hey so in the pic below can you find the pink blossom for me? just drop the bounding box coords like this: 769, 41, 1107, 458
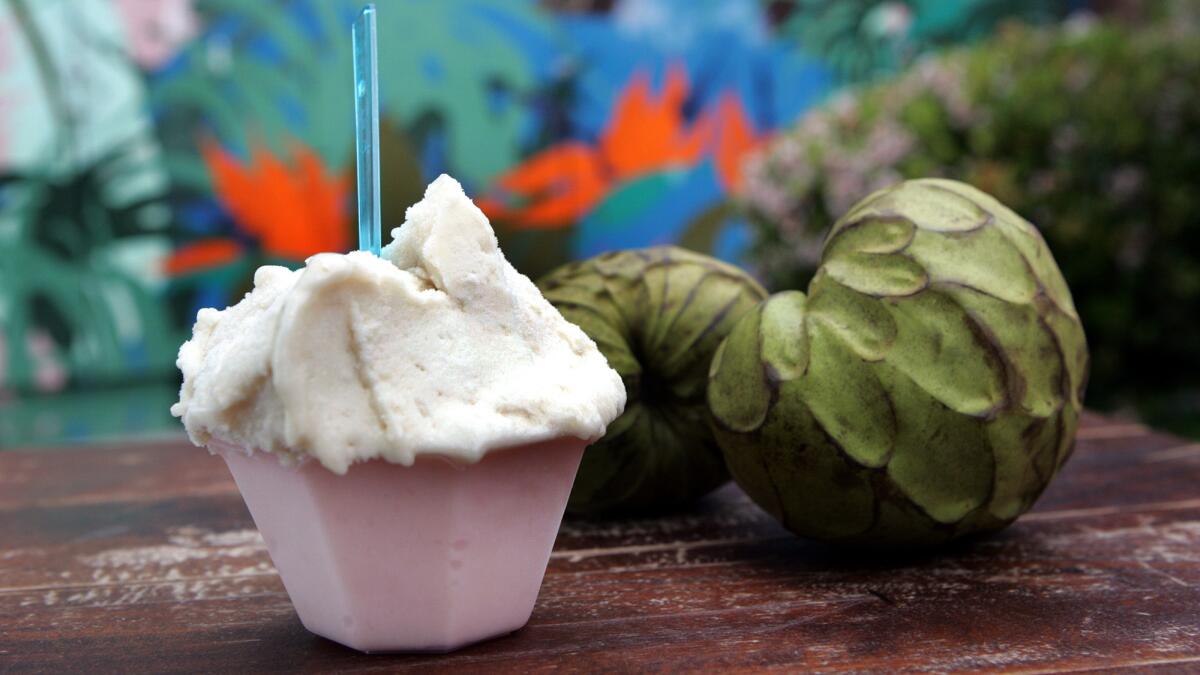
865, 2, 913, 39
1052, 125, 1081, 155
1107, 165, 1145, 203
28, 330, 67, 393
1029, 170, 1059, 196
112, 0, 199, 70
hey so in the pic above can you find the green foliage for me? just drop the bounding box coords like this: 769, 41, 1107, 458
740, 17, 1200, 431
711, 180, 1087, 547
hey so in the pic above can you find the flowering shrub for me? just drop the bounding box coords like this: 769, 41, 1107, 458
740, 16, 1200, 430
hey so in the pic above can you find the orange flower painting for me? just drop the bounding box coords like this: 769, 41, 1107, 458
166, 139, 350, 276
479, 65, 767, 230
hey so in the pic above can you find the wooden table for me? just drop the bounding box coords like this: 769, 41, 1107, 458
2, 413, 1198, 673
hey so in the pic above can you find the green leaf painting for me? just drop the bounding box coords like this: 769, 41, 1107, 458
0, 0, 175, 393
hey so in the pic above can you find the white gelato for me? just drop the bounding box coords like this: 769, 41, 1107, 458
172, 175, 626, 473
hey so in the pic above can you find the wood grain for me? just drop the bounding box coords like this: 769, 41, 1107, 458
1, 413, 1198, 673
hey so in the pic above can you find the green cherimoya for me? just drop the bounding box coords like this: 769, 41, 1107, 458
540, 247, 767, 516
709, 179, 1088, 547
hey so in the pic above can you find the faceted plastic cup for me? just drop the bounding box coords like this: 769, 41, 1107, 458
211, 437, 585, 653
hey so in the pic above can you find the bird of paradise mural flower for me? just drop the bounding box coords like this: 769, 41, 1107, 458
165, 139, 351, 278
478, 65, 766, 231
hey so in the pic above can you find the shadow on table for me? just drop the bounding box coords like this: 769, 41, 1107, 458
736, 523, 1061, 589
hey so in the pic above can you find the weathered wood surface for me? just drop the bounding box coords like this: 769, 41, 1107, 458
1, 413, 1198, 673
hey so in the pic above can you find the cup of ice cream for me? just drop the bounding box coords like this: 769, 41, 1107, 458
171, 175, 626, 653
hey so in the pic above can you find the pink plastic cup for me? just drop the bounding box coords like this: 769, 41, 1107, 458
210, 437, 585, 653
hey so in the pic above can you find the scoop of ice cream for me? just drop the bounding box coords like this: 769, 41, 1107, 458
172, 175, 626, 473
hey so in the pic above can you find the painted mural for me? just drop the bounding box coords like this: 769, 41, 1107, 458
0, 0, 1075, 399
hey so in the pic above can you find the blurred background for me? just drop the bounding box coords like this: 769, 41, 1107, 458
0, 0, 1195, 447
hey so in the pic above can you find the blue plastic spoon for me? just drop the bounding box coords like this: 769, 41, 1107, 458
352, 4, 381, 256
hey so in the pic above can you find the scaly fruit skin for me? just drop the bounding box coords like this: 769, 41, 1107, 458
709, 179, 1089, 547
540, 247, 767, 516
